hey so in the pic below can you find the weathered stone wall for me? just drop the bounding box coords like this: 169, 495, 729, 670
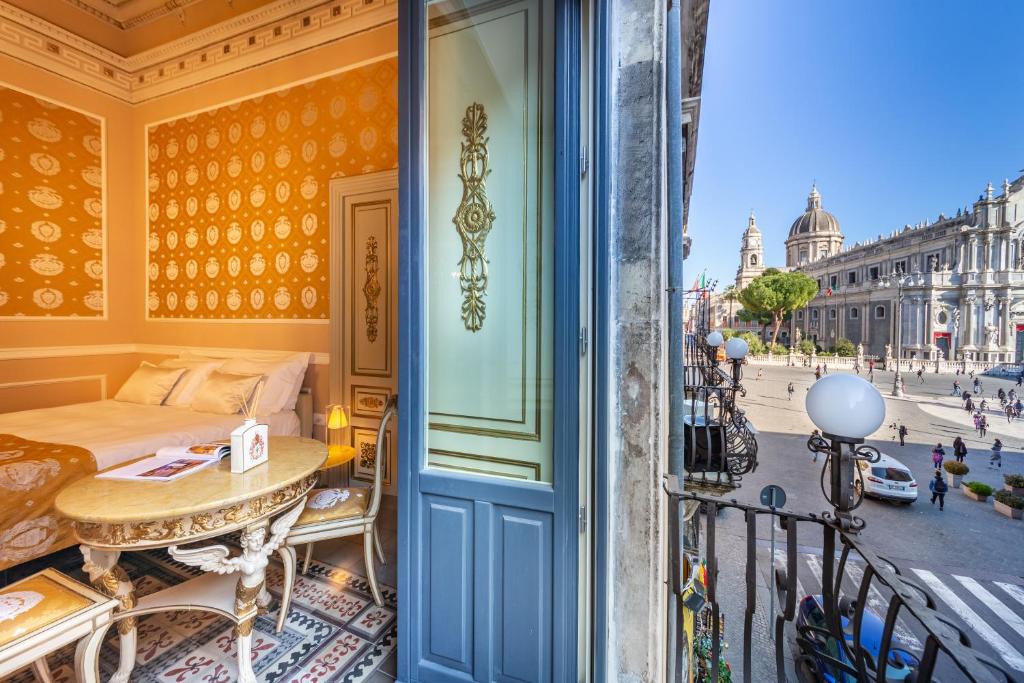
606, 1, 670, 680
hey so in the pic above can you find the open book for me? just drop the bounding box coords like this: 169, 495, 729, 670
96, 442, 231, 482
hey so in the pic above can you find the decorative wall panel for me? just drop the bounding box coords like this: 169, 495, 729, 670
146, 58, 397, 320
0, 86, 106, 318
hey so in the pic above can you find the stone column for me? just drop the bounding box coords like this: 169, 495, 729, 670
968, 236, 977, 271
1002, 295, 1013, 353
924, 298, 934, 356
985, 234, 994, 272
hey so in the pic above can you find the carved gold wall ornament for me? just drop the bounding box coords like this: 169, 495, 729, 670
453, 102, 496, 332
363, 235, 381, 342
359, 441, 376, 470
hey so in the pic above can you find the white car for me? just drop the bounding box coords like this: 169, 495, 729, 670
855, 453, 918, 503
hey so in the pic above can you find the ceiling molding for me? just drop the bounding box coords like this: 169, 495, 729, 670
0, 0, 396, 103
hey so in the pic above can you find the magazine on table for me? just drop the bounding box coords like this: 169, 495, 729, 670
96, 442, 231, 481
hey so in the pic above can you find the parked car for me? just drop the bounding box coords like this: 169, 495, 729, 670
796, 594, 919, 682
855, 453, 917, 503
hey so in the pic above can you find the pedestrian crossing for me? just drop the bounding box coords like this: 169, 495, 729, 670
771, 549, 1024, 675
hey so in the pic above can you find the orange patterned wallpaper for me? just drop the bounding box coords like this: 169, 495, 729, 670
146, 58, 398, 320
0, 86, 105, 318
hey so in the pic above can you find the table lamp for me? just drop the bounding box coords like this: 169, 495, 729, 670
323, 404, 353, 473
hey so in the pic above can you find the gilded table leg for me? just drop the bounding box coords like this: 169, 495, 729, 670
234, 521, 269, 683
81, 546, 137, 683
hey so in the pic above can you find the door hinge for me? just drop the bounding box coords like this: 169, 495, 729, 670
579, 326, 588, 356
578, 505, 587, 534
580, 146, 589, 179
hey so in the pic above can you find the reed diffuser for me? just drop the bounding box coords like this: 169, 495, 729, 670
230, 379, 270, 473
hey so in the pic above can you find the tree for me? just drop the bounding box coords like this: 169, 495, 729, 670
738, 271, 819, 348
834, 337, 856, 357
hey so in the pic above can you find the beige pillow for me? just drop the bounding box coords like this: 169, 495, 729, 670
114, 363, 187, 405
158, 359, 222, 406
219, 356, 307, 414
190, 371, 264, 415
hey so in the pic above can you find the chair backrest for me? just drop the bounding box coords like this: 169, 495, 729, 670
366, 394, 397, 519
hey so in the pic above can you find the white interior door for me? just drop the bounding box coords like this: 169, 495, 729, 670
330, 170, 398, 494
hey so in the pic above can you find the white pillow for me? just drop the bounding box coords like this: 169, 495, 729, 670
114, 363, 186, 405
190, 371, 263, 415
219, 354, 308, 414
158, 359, 222, 406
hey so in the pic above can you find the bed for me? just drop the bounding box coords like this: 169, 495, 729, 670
0, 355, 315, 571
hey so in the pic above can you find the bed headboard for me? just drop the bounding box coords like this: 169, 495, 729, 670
296, 387, 313, 439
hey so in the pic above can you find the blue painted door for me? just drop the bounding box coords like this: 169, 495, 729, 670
398, 1, 580, 681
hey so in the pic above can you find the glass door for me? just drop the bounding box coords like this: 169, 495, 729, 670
398, 0, 581, 681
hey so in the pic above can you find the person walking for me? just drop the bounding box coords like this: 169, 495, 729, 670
1007, 403, 1016, 423
787, 382, 795, 401
814, 365, 822, 381
931, 443, 945, 469
823, 363, 829, 375
1017, 371, 1023, 387
979, 414, 988, 438
917, 367, 925, 384
897, 423, 909, 446
990, 438, 1003, 468
974, 378, 983, 396
810, 429, 822, 462
952, 380, 962, 397
929, 471, 948, 511
953, 436, 967, 463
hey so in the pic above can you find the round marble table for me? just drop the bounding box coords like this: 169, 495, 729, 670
55, 436, 326, 683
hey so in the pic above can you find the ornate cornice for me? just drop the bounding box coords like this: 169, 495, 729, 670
0, 0, 395, 103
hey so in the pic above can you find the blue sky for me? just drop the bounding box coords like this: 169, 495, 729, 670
687, 1, 1024, 290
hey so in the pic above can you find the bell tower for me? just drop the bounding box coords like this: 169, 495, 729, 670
736, 211, 765, 288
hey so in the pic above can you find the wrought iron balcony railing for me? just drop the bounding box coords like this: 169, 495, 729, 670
666, 476, 1015, 683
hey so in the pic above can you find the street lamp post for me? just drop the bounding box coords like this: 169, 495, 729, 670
879, 271, 912, 398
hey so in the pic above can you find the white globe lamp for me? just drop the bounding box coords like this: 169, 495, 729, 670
805, 374, 885, 440
706, 330, 724, 348
725, 337, 749, 360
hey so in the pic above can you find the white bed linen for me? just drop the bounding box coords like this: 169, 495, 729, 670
0, 400, 300, 470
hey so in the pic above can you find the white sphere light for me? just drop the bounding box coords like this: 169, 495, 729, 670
805, 374, 886, 440
706, 330, 724, 348
725, 337, 749, 360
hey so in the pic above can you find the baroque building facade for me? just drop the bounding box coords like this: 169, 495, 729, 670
720, 174, 1024, 362
792, 175, 1024, 362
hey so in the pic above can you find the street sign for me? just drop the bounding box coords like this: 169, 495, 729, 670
760, 484, 787, 509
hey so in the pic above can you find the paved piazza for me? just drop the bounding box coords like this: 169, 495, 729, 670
703, 362, 1024, 681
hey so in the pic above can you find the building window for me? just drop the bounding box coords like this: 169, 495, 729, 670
829, 275, 838, 290
874, 305, 886, 319
850, 307, 859, 319
937, 310, 948, 324
749, 254, 757, 266
869, 265, 879, 281
893, 259, 907, 274
847, 271, 857, 285
797, 310, 804, 321
829, 308, 837, 320
811, 309, 820, 320
801, 249, 809, 264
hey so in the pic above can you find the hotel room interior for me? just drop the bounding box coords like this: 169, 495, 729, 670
0, 0, 406, 679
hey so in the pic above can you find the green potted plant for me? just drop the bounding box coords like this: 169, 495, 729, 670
993, 490, 1024, 520
1004, 473, 1024, 497
943, 461, 969, 488
962, 481, 993, 502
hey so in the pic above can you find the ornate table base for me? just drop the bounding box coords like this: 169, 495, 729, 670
75, 499, 305, 683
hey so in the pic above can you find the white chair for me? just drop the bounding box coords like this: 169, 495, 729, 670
275, 395, 395, 632
0, 568, 117, 683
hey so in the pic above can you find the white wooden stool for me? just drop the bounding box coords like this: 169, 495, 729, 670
0, 568, 117, 683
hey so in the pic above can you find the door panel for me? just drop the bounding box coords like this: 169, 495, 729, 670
331, 172, 398, 492
399, 0, 579, 680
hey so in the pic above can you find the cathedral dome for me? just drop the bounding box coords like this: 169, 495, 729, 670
788, 184, 841, 237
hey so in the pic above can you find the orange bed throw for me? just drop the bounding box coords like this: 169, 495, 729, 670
0, 434, 96, 571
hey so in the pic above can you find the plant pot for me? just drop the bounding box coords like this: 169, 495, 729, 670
994, 500, 1024, 520
946, 473, 963, 489
1005, 484, 1024, 497
963, 488, 989, 502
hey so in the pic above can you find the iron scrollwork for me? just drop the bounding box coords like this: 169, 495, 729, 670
453, 102, 496, 332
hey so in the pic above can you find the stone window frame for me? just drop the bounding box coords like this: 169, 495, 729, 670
847, 270, 858, 285
868, 265, 880, 281
829, 308, 837, 320
893, 258, 908, 275
874, 305, 887, 319
811, 309, 820, 321
850, 307, 860, 319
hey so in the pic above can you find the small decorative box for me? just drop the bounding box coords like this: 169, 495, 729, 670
230, 419, 269, 473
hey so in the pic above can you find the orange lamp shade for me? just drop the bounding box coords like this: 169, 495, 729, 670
327, 404, 349, 430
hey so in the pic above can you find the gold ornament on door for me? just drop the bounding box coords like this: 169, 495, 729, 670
453, 102, 495, 332
363, 235, 381, 342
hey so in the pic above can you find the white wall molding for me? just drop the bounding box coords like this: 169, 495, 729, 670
0, 0, 396, 104
0, 374, 108, 399
0, 343, 329, 365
